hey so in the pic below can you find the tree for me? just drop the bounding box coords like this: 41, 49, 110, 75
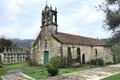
111, 42, 120, 63
101, 0, 120, 42
0, 38, 13, 52
101, 0, 120, 63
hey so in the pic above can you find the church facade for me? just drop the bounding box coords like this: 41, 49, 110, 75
31, 5, 113, 65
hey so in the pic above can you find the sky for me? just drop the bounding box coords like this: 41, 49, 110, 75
0, 0, 112, 40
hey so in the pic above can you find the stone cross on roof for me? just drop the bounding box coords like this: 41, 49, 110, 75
46, 0, 48, 5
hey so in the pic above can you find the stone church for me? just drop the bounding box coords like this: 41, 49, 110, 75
31, 5, 113, 65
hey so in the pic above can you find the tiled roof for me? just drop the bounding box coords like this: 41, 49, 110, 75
53, 32, 105, 46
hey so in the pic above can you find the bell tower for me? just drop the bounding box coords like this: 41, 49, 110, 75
40, 4, 58, 38
41, 5, 57, 26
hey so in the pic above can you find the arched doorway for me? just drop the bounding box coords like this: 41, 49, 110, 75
77, 47, 81, 64
67, 47, 72, 66
82, 54, 85, 64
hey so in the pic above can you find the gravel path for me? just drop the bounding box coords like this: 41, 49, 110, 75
43, 64, 120, 80
1, 69, 35, 80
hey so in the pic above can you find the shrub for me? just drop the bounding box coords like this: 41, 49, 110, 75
90, 59, 96, 65
45, 63, 59, 76
49, 56, 61, 68
0, 64, 3, 67
97, 58, 104, 66
106, 62, 113, 65
90, 58, 104, 66
61, 57, 67, 68
45, 56, 61, 76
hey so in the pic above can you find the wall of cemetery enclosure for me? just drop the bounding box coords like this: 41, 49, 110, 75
0, 47, 28, 64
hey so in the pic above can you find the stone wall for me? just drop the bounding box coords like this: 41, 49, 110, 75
61, 44, 113, 64
32, 37, 113, 65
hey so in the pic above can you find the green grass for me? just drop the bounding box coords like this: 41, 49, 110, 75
0, 63, 27, 80
23, 66, 90, 80
59, 66, 90, 74
102, 73, 120, 80
24, 69, 48, 79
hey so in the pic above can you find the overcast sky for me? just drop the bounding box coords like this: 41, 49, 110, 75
0, 0, 112, 39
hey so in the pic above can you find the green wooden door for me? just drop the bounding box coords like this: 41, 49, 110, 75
44, 51, 49, 64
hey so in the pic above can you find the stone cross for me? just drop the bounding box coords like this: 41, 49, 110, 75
46, 0, 48, 5
72, 44, 76, 57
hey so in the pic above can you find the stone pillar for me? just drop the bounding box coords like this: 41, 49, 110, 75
8, 48, 10, 64
14, 47, 17, 63
16, 53, 17, 63
3, 47, 6, 64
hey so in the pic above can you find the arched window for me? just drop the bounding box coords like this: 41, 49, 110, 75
82, 54, 85, 64
95, 49, 97, 56
67, 47, 72, 66
77, 47, 81, 64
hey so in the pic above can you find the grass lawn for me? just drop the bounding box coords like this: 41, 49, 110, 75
0, 63, 27, 80
23, 65, 91, 80
59, 66, 90, 74
23, 69, 47, 79
102, 73, 120, 80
